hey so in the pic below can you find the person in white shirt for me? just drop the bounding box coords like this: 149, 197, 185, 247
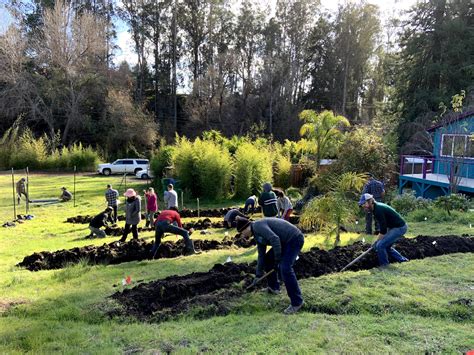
275, 189, 293, 221
164, 184, 178, 209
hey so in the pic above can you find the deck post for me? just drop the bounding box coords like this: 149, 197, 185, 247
400, 155, 404, 177
422, 158, 427, 179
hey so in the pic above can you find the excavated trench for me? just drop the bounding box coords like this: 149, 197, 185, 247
16, 233, 255, 271
109, 235, 474, 321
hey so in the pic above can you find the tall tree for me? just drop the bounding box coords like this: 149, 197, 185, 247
395, 0, 474, 147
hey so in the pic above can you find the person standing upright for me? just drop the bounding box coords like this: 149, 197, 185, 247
16, 177, 28, 204
144, 187, 158, 228
361, 174, 385, 235
105, 184, 119, 223
119, 188, 141, 242
164, 184, 178, 209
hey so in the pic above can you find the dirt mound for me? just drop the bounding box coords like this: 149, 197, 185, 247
110, 235, 474, 321
16, 233, 253, 271
66, 207, 263, 224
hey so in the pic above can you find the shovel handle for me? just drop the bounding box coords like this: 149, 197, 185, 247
246, 269, 275, 290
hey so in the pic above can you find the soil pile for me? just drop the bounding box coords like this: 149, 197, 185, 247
17, 233, 252, 271
66, 207, 263, 224
110, 235, 474, 320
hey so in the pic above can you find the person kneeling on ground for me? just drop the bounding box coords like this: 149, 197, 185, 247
150, 207, 199, 259
86, 207, 114, 238
236, 216, 305, 315
223, 208, 247, 229
243, 194, 257, 214
275, 189, 293, 221
359, 193, 409, 267
59, 187, 73, 202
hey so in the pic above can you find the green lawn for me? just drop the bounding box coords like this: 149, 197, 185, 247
0, 173, 473, 353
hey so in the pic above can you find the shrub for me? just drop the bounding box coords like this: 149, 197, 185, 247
273, 154, 291, 189
234, 142, 273, 198
150, 143, 175, 179
66, 143, 100, 171
434, 194, 470, 214
9, 129, 48, 169
285, 187, 302, 203
173, 137, 232, 199
194, 139, 232, 200
408, 206, 472, 224
173, 137, 199, 195
330, 126, 395, 179
390, 192, 432, 216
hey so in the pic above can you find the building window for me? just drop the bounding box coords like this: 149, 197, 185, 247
440, 134, 474, 158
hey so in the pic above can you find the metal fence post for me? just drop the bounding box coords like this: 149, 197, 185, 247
11, 168, 16, 220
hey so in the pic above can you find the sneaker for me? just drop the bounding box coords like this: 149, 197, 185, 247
283, 301, 304, 315
266, 287, 281, 295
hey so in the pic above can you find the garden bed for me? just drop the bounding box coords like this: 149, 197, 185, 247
16, 233, 255, 271
110, 235, 474, 321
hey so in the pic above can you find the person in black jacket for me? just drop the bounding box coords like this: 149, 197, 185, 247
86, 207, 113, 238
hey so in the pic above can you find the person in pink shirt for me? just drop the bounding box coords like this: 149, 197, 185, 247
144, 187, 158, 228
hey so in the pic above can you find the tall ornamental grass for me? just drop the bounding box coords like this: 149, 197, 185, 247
234, 142, 273, 198
173, 137, 232, 199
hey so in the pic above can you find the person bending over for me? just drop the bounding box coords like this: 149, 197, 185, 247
359, 193, 408, 267
236, 216, 305, 315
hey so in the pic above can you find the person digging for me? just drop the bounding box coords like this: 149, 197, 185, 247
236, 216, 305, 315
149, 207, 199, 259
223, 208, 247, 229
86, 207, 114, 238
359, 193, 409, 267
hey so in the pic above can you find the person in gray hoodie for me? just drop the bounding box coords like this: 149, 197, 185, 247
236, 216, 305, 315
119, 188, 141, 242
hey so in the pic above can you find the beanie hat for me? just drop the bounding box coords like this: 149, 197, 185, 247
236, 216, 251, 232
263, 182, 272, 192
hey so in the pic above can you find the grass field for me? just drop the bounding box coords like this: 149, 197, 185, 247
0, 173, 473, 353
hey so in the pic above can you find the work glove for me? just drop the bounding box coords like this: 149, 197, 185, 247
248, 276, 260, 289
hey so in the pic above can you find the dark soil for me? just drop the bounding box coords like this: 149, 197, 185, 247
110, 235, 474, 321
17, 233, 255, 272
65, 207, 265, 224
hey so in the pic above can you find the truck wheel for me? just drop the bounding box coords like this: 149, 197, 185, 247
103, 168, 111, 176
141, 173, 149, 180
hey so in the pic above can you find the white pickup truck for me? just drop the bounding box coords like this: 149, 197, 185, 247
97, 159, 149, 176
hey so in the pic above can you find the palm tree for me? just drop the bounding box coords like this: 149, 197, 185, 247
299, 172, 366, 245
299, 110, 350, 169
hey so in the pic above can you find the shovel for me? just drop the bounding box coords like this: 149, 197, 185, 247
340, 246, 373, 272
246, 269, 275, 290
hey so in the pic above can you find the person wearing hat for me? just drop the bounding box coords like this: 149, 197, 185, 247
361, 174, 385, 235
258, 183, 278, 217
86, 207, 114, 238
236, 216, 305, 315
119, 188, 141, 242
16, 177, 28, 205
105, 184, 119, 223
359, 193, 409, 267
223, 208, 247, 229
164, 184, 178, 209
59, 187, 73, 202
149, 208, 198, 258
144, 187, 158, 228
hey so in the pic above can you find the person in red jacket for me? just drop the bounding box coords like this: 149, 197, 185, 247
150, 207, 198, 258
